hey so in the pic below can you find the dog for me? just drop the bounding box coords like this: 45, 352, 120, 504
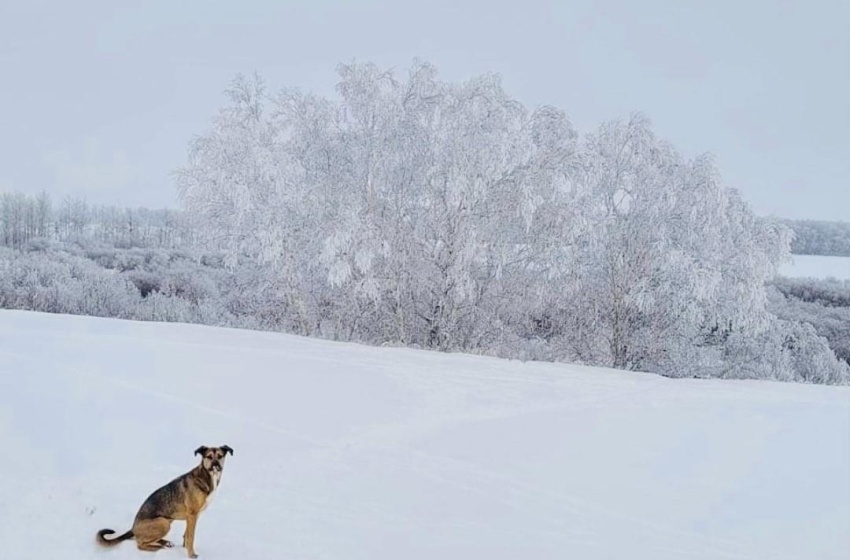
96, 445, 233, 558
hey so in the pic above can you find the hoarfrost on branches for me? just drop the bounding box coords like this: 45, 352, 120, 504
167, 60, 848, 383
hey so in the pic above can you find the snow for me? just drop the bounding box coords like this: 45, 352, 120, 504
1, 309, 848, 560
779, 254, 850, 280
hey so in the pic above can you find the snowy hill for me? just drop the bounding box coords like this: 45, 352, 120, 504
1, 310, 848, 560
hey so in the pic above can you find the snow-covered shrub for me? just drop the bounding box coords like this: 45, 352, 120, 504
769, 281, 850, 367
0, 248, 138, 318
721, 318, 849, 384
125, 270, 162, 298
0, 244, 234, 328
159, 267, 219, 304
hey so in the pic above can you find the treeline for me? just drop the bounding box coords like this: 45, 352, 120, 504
0, 191, 193, 250
784, 219, 850, 256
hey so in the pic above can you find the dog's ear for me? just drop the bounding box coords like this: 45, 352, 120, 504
194, 446, 208, 457
221, 445, 234, 456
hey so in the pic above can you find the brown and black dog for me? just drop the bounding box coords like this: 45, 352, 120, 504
96, 445, 233, 558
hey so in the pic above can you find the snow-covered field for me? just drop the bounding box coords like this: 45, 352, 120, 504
779, 254, 850, 280
1, 310, 848, 560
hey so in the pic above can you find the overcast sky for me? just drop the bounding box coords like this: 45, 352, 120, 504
1, 0, 847, 220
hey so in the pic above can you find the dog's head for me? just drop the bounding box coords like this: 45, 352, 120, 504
194, 445, 233, 473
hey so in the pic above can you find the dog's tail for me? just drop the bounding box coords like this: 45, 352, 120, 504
96, 528, 134, 547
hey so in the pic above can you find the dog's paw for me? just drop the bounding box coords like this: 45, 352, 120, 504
163, 541, 174, 548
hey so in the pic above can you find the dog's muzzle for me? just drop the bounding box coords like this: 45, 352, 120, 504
210, 461, 222, 472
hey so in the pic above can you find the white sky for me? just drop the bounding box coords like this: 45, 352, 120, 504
1, 0, 847, 220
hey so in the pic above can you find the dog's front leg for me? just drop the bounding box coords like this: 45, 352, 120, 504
184, 514, 199, 558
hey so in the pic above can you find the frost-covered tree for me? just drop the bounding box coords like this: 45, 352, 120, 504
0, 191, 191, 250
0, 191, 54, 248
176, 61, 578, 344
173, 60, 846, 384
541, 114, 794, 377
